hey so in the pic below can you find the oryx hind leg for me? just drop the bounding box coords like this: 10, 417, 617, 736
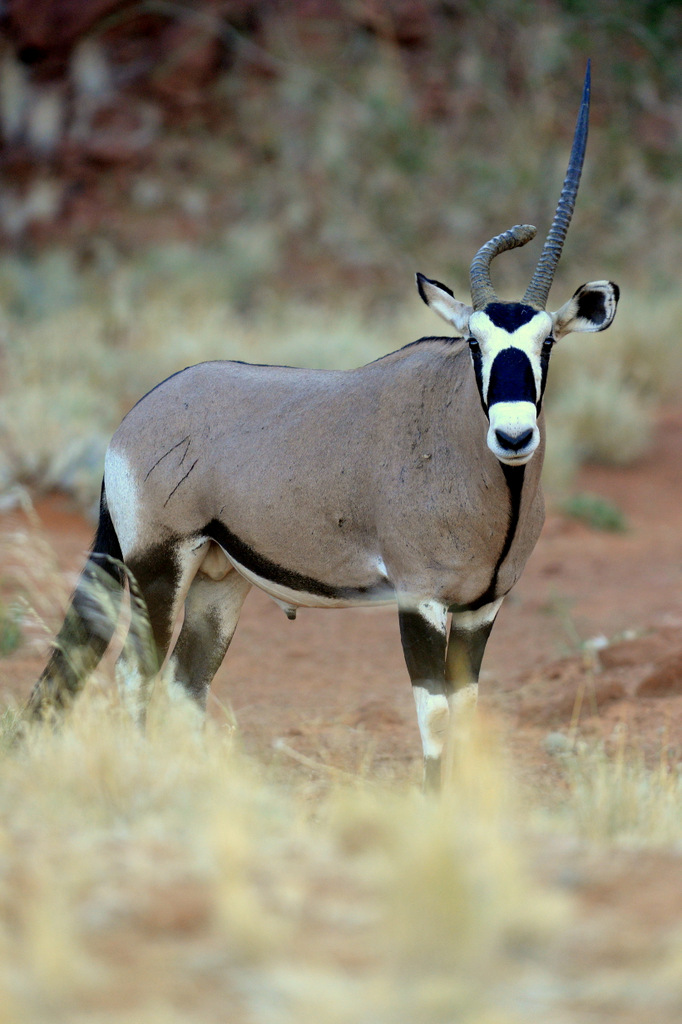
168, 551, 251, 708
116, 538, 207, 723
398, 600, 449, 791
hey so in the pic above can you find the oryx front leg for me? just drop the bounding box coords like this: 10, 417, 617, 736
399, 600, 449, 791
445, 597, 503, 723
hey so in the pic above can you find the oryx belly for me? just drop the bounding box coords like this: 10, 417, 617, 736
220, 547, 394, 610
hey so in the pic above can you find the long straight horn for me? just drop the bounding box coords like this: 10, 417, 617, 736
523, 60, 591, 310
469, 223, 538, 310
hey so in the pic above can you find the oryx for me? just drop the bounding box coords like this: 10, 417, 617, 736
29, 63, 618, 787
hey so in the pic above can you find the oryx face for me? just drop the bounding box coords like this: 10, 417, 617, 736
417, 274, 620, 466
467, 302, 553, 465
417, 63, 621, 467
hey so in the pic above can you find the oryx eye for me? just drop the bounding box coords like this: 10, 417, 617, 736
542, 336, 554, 350
467, 337, 480, 351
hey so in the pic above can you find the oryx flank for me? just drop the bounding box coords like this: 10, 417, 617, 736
30, 63, 618, 787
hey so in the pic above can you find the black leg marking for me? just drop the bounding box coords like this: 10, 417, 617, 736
399, 609, 447, 690
170, 574, 250, 706
445, 618, 495, 694
125, 544, 182, 672
399, 605, 449, 791
172, 606, 227, 705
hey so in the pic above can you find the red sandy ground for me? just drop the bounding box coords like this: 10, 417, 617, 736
2, 407, 682, 785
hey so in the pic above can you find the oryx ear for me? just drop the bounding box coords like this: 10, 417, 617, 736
551, 281, 620, 340
416, 273, 472, 333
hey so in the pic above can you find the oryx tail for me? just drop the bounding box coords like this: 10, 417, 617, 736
27, 485, 126, 717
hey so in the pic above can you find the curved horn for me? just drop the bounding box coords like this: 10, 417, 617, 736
523, 60, 591, 309
470, 224, 538, 310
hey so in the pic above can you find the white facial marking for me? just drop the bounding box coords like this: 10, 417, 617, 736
104, 447, 140, 557
469, 308, 552, 396
487, 401, 540, 464
413, 686, 450, 760
467, 308, 552, 464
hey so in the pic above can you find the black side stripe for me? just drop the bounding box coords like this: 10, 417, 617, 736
463, 464, 525, 611
201, 519, 392, 601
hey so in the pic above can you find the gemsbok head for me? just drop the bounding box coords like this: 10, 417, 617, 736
417, 62, 618, 470
29, 61, 619, 789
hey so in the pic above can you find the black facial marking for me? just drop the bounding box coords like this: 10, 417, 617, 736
576, 287, 606, 325
486, 348, 537, 407
537, 345, 552, 412
469, 343, 486, 412
484, 302, 538, 333
202, 520, 392, 601
399, 610, 446, 689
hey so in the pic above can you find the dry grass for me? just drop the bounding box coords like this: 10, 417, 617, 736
3, 665, 682, 1022
0, 682, 553, 1024
547, 732, 682, 847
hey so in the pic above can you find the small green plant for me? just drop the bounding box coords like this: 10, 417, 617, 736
560, 491, 628, 532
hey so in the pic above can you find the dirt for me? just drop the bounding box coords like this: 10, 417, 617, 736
2, 406, 681, 788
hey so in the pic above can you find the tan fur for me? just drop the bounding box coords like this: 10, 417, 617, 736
106, 339, 545, 610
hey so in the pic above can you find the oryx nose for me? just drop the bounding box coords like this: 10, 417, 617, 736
494, 427, 534, 452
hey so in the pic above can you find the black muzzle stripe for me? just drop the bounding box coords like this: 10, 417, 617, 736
486, 348, 537, 407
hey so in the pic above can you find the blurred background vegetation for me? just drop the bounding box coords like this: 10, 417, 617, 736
1, 0, 682, 512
